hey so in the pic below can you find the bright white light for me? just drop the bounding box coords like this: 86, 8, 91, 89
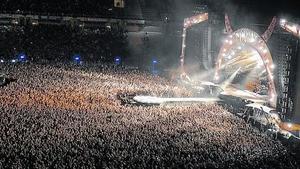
271, 93, 276, 98
263, 49, 268, 54
214, 75, 219, 80
269, 93, 276, 102
229, 40, 233, 45
32, 21, 38, 26
0, 60, 3, 63
270, 64, 275, 69
222, 53, 226, 57
231, 51, 235, 55
223, 49, 227, 52
280, 19, 286, 25
225, 39, 229, 43
250, 38, 255, 43
238, 46, 242, 50
287, 123, 292, 128
11, 59, 16, 63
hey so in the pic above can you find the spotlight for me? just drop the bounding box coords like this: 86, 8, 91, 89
73, 54, 81, 64
11, 59, 16, 63
152, 59, 158, 75
11, 20, 18, 25
269, 93, 276, 102
18, 53, 27, 62
287, 123, 292, 128
31, 20, 39, 26
271, 93, 276, 98
270, 64, 275, 69
250, 38, 255, 43
115, 56, 121, 65
214, 75, 219, 80
280, 19, 286, 25
238, 46, 242, 50
0, 59, 4, 63
265, 59, 269, 64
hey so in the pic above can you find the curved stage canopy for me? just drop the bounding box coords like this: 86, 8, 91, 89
214, 28, 277, 107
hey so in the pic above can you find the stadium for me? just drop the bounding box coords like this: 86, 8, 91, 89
0, 0, 300, 168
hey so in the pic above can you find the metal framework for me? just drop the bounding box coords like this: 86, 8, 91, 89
225, 13, 233, 34
280, 20, 300, 38
179, 13, 208, 73
215, 28, 277, 107
262, 17, 277, 42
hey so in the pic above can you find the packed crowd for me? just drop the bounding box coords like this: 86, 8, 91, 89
0, 63, 298, 168
0, 0, 115, 17
0, 24, 128, 62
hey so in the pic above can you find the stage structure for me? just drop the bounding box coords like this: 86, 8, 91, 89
280, 19, 300, 38
179, 13, 208, 73
280, 19, 300, 122
214, 15, 278, 107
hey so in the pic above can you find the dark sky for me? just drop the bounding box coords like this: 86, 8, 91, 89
204, 0, 300, 25
211, 0, 300, 17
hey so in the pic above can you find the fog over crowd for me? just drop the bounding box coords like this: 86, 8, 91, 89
0, 63, 298, 168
